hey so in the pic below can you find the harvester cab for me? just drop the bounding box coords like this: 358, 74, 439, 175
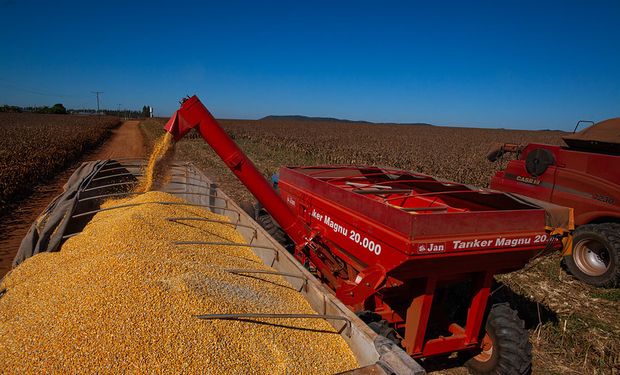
488, 118, 620, 288
163, 95, 574, 374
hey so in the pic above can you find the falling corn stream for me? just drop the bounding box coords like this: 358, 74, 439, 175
0, 135, 358, 373
138, 132, 175, 192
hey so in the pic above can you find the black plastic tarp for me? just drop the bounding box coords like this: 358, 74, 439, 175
13, 160, 109, 267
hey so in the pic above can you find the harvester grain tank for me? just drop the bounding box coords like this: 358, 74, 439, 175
488, 118, 620, 287
163, 95, 573, 374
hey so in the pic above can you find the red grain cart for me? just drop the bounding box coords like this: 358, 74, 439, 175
164, 96, 571, 374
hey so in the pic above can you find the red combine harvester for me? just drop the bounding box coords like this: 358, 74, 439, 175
488, 118, 620, 288
164, 96, 571, 374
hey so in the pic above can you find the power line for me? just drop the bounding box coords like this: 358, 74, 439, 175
0, 79, 88, 99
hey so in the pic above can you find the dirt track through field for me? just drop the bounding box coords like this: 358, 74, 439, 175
0, 120, 146, 279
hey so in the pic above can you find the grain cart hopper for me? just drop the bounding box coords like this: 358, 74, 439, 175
488, 118, 620, 287
164, 96, 572, 374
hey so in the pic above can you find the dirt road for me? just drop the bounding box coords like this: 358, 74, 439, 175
90, 120, 146, 159
0, 120, 146, 278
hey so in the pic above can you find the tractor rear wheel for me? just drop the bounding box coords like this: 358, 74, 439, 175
562, 223, 620, 288
464, 303, 532, 375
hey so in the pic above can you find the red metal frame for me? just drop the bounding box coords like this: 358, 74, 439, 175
490, 143, 620, 226
164, 96, 561, 359
278, 166, 552, 356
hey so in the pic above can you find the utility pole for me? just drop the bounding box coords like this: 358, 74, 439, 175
91, 91, 103, 114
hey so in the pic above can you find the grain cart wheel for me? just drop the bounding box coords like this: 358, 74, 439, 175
563, 223, 620, 288
464, 303, 532, 375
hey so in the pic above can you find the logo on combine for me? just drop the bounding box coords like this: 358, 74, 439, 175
417, 243, 445, 253
516, 175, 541, 185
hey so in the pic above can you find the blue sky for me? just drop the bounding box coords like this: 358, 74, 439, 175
0, 1, 618, 130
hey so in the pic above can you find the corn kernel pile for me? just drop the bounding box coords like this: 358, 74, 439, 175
0, 191, 358, 374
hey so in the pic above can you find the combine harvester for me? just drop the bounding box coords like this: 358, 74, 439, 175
161, 96, 573, 374
488, 118, 620, 287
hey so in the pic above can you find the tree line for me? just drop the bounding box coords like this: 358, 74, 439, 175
0, 104, 153, 118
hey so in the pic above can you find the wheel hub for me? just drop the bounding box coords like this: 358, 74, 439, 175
573, 238, 610, 276
473, 333, 494, 362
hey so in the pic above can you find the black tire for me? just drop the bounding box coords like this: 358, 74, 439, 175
562, 223, 620, 288
356, 310, 382, 323
256, 213, 293, 250
464, 303, 532, 375
367, 321, 400, 345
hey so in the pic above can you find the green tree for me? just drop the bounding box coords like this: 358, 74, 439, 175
0, 105, 22, 113
50, 103, 67, 114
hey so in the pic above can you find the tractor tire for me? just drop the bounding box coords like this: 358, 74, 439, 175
464, 303, 532, 375
562, 223, 620, 288
256, 213, 293, 251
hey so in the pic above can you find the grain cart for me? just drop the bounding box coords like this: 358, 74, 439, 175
163, 96, 572, 374
488, 118, 620, 287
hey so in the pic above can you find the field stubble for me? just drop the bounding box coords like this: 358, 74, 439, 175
0, 113, 120, 214
141, 118, 619, 374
